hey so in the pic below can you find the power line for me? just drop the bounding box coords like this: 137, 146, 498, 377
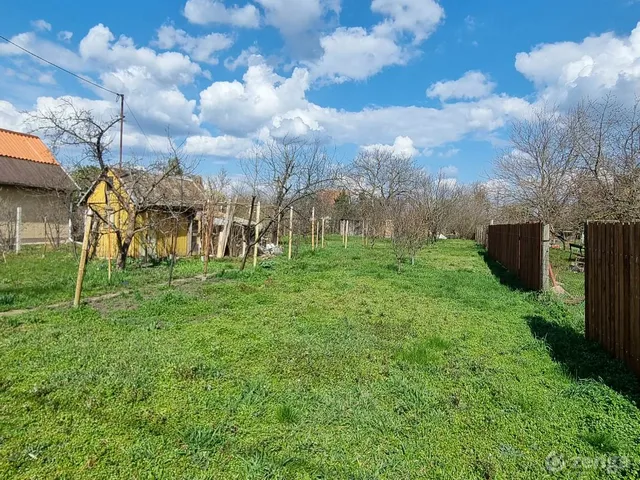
0, 33, 122, 97
124, 99, 160, 159
1, 33, 162, 161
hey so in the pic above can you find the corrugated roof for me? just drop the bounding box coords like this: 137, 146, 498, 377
117, 169, 206, 208
0, 156, 76, 191
0, 128, 59, 165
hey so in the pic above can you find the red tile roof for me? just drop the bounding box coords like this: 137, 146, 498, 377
0, 128, 59, 165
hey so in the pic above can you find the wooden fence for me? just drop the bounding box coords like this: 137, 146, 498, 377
585, 222, 640, 375
484, 222, 550, 291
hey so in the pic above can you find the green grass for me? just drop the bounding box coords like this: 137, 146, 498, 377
0, 245, 236, 312
1, 238, 639, 479
550, 247, 585, 297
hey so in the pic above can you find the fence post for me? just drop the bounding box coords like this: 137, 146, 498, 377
541, 224, 550, 291
15, 206, 22, 253
311, 207, 315, 251
253, 201, 261, 268
74, 209, 94, 308
288, 206, 293, 260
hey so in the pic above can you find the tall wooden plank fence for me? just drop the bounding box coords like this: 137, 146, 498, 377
485, 222, 550, 291
585, 222, 640, 375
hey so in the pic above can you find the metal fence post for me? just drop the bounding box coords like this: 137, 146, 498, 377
15, 206, 22, 253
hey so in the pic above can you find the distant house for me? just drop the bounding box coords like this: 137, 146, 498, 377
80, 167, 206, 259
0, 128, 76, 247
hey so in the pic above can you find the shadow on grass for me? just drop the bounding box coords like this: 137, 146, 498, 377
526, 314, 640, 404
476, 247, 528, 292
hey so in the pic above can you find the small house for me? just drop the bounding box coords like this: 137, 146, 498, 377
0, 128, 76, 248
80, 167, 205, 259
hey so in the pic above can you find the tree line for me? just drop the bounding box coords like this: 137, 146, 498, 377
31, 94, 639, 272
492, 94, 640, 235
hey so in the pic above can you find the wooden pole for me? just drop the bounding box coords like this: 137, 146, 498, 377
119, 94, 124, 170
74, 209, 94, 308
217, 199, 236, 258
345, 220, 349, 248
15, 206, 21, 253
321, 217, 325, 248
288, 206, 293, 260
107, 218, 112, 283
311, 207, 315, 251
203, 211, 211, 276
253, 201, 261, 268
316, 218, 320, 248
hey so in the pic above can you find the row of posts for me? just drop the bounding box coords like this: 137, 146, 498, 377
72, 204, 352, 308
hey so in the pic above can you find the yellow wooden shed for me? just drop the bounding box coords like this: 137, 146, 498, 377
80, 168, 205, 259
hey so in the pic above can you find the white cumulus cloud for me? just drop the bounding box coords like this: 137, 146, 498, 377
371, 0, 444, 42
184, 135, 255, 157
30, 19, 52, 32
310, 26, 407, 83
57, 30, 73, 42
199, 57, 311, 135
256, 0, 339, 38
183, 0, 261, 28
155, 25, 233, 64
427, 71, 496, 102
362, 136, 419, 157
515, 21, 640, 104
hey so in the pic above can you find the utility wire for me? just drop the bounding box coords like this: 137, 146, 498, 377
1, 33, 162, 161
0, 33, 122, 97
124, 99, 160, 159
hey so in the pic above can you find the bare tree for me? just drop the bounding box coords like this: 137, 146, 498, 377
0, 196, 16, 255
239, 135, 337, 269
26, 97, 121, 170
493, 106, 579, 230
572, 95, 640, 221
390, 199, 429, 271
348, 148, 417, 245
448, 182, 492, 239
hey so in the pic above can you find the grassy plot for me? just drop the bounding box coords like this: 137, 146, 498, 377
0, 245, 236, 312
0, 239, 638, 479
549, 247, 585, 298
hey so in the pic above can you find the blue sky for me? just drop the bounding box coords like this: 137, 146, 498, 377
1, 0, 639, 183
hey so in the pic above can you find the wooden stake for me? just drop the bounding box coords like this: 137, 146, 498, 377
253, 201, 261, 268
311, 207, 316, 251
216, 200, 232, 259
345, 220, 349, 248
203, 204, 212, 276
106, 208, 112, 283
316, 218, 320, 248
288, 206, 293, 260
321, 217, 325, 248
74, 209, 94, 308
217, 198, 236, 258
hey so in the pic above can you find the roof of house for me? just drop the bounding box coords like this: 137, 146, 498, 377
0, 128, 58, 165
119, 169, 206, 208
81, 167, 206, 209
0, 128, 76, 191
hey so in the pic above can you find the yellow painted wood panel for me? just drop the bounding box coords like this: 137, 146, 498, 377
87, 174, 194, 259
